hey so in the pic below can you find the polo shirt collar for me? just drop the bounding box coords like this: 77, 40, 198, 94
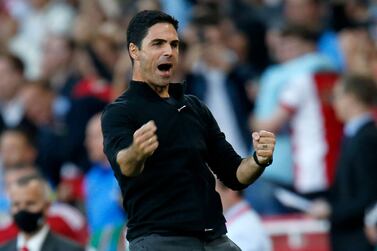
129, 80, 185, 100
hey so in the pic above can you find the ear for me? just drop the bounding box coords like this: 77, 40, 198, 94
129, 43, 139, 61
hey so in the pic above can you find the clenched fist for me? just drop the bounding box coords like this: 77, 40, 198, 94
132, 120, 159, 161
116, 121, 159, 177
252, 130, 275, 166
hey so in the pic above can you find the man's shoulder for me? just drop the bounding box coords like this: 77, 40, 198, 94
0, 238, 17, 251
355, 121, 377, 144
102, 92, 137, 117
184, 94, 205, 108
43, 231, 85, 251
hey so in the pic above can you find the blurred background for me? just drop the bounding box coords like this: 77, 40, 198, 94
0, 0, 377, 250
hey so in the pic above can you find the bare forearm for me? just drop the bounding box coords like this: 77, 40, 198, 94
236, 157, 266, 185
116, 121, 159, 177
236, 130, 275, 185
116, 146, 146, 177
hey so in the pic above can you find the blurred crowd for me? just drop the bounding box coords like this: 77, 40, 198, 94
0, 0, 377, 250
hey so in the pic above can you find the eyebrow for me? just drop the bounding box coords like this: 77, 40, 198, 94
150, 39, 180, 44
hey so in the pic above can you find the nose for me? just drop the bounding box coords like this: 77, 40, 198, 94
163, 44, 173, 57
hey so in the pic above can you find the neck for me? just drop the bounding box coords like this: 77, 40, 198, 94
132, 67, 170, 98
345, 106, 371, 123
132, 78, 170, 98
23, 226, 43, 241
147, 83, 169, 98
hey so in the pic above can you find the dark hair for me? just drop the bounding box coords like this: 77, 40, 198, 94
0, 128, 36, 149
280, 25, 320, 43
126, 10, 178, 56
342, 74, 377, 106
0, 53, 25, 74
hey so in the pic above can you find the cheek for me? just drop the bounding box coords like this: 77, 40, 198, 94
334, 98, 346, 118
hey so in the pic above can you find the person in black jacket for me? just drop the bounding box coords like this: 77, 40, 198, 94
101, 10, 276, 251
0, 174, 85, 251
308, 74, 377, 251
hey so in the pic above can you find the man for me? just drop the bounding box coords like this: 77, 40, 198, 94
0, 165, 88, 246
0, 174, 85, 251
308, 74, 377, 251
84, 114, 125, 251
40, 35, 80, 99
0, 129, 36, 213
250, 24, 334, 214
253, 71, 343, 196
19, 83, 106, 186
101, 10, 276, 250
216, 181, 272, 251
0, 129, 37, 170
0, 53, 35, 135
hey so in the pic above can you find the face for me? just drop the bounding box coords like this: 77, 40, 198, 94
31, 0, 49, 9
0, 132, 35, 168
279, 36, 307, 61
284, 0, 319, 26
9, 181, 48, 215
0, 58, 22, 101
20, 86, 54, 126
85, 115, 106, 163
333, 82, 350, 122
41, 37, 71, 77
131, 23, 179, 88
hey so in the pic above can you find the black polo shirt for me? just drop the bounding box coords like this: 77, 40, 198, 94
101, 81, 247, 241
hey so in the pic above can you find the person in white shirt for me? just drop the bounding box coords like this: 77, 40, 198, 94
216, 180, 272, 251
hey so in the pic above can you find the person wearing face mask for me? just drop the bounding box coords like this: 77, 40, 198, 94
0, 174, 85, 251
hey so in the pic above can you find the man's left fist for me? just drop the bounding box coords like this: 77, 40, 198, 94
252, 130, 276, 166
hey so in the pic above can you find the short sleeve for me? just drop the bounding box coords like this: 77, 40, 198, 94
101, 103, 136, 171
280, 74, 312, 112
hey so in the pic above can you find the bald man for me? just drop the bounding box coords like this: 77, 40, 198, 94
0, 175, 84, 251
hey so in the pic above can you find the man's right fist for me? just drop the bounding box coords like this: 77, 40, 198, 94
132, 120, 159, 160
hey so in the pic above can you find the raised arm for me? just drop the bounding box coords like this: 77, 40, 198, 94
116, 121, 159, 177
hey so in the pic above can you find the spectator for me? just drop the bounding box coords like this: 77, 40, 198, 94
283, 0, 344, 71
250, 24, 334, 214
0, 129, 36, 213
19, 83, 106, 186
0, 53, 35, 134
0, 129, 36, 169
84, 114, 126, 251
308, 74, 377, 251
185, 14, 255, 158
9, 0, 76, 79
216, 180, 272, 251
253, 71, 343, 196
40, 35, 80, 99
0, 165, 88, 246
0, 173, 85, 251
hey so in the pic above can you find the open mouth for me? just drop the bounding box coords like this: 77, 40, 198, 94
157, 63, 172, 72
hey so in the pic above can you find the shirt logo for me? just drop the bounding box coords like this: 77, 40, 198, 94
177, 105, 186, 112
